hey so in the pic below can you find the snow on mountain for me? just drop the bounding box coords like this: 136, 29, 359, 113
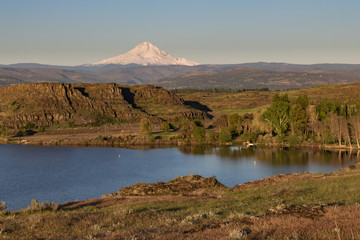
93, 42, 199, 66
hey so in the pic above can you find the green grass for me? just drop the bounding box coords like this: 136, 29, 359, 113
227, 171, 360, 210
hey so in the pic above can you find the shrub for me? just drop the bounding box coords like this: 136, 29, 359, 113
287, 134, 301, 148
147, 134, 155, 143
193, 126, 206, 143
24, 199, 59, 212
206, 129, 217, 143
160, 122, 171, 131
0, 201, 6, 214
24, 122, 37, 130
239, 131, 258, 143
0, 125, 7, 137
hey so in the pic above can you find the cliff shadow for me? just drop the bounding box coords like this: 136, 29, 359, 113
74, 87, 89, 98
14, 129, 37, 137
184, 101, 211, 112
184, 101, 213, 119
121, 87, 135, 106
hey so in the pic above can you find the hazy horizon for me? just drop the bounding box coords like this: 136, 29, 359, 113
1, 0, 359, 65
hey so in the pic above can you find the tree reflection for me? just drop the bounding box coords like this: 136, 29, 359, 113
178, 145, 357, 167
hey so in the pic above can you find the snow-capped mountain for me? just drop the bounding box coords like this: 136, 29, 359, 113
93, 42, 198, 66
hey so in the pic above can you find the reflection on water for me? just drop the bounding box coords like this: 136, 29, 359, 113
178, 145, 357, 167
0, 144, 358, 210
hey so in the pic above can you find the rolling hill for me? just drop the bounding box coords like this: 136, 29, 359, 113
151, 68, 360, 90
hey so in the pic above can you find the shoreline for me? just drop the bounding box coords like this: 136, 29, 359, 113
2, 134, 360, 152
2, 164, 360, 239
4, 162, 360, 212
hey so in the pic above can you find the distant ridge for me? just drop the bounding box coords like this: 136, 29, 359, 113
92, 42, 199, 66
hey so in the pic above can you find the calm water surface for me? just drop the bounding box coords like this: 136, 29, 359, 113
0, 144, 358, 210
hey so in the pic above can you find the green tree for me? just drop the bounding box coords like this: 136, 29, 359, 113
219, 127, 232, 144
289, 103, 308, 134
140, 118, 153, 135
178, 119, 194, 139
316, 99, 342, 121
227, 113, 242, 133
261, 94, 291, 138
193, 126, 206, 143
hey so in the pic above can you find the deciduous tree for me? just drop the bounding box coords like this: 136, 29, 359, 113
140, 118, 153, 135
261, 94, 291, 138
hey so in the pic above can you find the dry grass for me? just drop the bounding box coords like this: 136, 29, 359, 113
2, 169, 360, 239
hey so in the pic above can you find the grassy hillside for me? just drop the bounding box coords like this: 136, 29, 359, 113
180, 82, 360, 116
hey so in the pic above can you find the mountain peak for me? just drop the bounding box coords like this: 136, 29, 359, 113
93, 42, 198, 66
135, 41, 157, 49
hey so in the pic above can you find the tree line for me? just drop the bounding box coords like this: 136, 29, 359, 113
145, 93, 360, 147
171, 88, 269, 94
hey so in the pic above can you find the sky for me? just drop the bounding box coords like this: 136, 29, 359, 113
0, 0, 360, 65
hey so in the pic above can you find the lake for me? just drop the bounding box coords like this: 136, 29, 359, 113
0, 144, 358, 210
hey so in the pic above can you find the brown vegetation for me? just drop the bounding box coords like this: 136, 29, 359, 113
2, 168, 360, 239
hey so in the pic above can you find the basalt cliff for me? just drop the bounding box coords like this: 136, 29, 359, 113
0, 83, 206, 129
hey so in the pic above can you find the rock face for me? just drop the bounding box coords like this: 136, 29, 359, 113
115, 175, 226, 196
0, 83, 207, 129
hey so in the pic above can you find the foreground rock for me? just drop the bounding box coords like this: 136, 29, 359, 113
111, 174, 226, 197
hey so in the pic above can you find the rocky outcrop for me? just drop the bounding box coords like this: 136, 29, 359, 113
113, 175, 226, 196
0, 83, 207, 129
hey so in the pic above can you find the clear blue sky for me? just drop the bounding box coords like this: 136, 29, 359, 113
1, 0, 359, 65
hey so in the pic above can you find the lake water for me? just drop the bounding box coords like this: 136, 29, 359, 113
0, 144, 358, 210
